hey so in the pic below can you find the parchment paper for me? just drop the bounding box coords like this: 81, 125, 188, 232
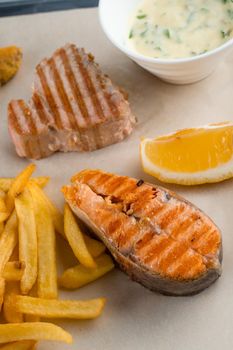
1, 7, 233, 350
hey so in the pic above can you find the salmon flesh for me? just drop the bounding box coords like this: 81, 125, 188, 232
63, 170, 222, 296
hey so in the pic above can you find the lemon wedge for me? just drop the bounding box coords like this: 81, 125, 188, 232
140, 122, 233, 185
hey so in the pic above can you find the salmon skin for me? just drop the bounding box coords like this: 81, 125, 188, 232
8, 43, 136, 159
63, 170, 222, 296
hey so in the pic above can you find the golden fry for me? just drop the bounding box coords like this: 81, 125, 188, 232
0, 212, 9, 223
3, 281, 23, 323
59, 254, 114, 289
32, 194, 57, 299
0, 222, 4, 236
83, 234, 105, 258
0, 177, 50, 192
0, 341, 36, 350
64, 204, 96, 268
28, 182, 64, 236
24, 282, 40, 322
15, 189, 37, 294
3, 261, 25, 281
0, 197, 7, 212
8, 295, 106, 319
6, 164, 36, 213
0, 211, 18, 273
0, 277, 5, 311
0, 323, 72, 344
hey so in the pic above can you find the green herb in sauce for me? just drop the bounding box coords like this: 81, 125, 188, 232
137, 14, 147, 19
127, 0, 233, 59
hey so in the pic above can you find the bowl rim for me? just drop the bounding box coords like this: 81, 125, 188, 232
99, 0, 233, 65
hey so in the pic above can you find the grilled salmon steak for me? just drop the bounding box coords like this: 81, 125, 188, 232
8, 44, 136, 159
63, 170, 222, 296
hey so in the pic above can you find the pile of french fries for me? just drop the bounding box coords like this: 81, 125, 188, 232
0, 164, 114, 349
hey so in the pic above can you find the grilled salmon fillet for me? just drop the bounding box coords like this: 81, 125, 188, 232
63, 170, 222, 296
8, 44, 136, 159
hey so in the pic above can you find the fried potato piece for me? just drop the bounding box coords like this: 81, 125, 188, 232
31, 190, 57, 299
0, 340, 36, 350
3, 261, 25, 281
28, 183, 63, 236
0, 177, 49, 192
15, 189, 37, 294
0, 223, 4, 236
0, 197, 7, 212
0, 46, 22, 86
0, 194, 6, 235
7, 295, 106, 319
0, 211, 18, 274
3, 281, 23, 323
6, 164, 35, 214
0, 277, 5, 311
64, 204, 96, 268
59, 254, 114, 289
84, 234, 106, 258
24, 282, 40, 323
0, 323, 72, 344
0, 213, 9, 223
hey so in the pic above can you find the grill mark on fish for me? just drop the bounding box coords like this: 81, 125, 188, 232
48, 57, 76, 130
192, 228, 220, 253
157, 203, 186, 230
157, 240, 189, 273
91, 68, 119, 120
36, 64, 63, 129
18, 100, 37, 134
8, 101, 24, 134
59, 48, 88, 129
30, 95, 48, 130
63, 46, 99, 149
167, 250, 205, 279
71, 47, 104, 148
40, 59, 71, 129
18, 101, 43, 158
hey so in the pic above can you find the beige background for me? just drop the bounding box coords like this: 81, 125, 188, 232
1, 7, 233, 350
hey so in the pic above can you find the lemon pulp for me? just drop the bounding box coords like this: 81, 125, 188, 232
145, 125, 233, 173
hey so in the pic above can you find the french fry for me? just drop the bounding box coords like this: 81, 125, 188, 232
64, 204, 96, 268
0, 277, 5, 311
0, 223, 4, 236
83, 235, 106, 258
31, 192, 57, 299
0, 177, 50, 192
15, 189, 37, 294
0, 193, 7, 236
3, 281, 23, 323
3, 261, 25, 281
0, 211, 18, 274
7, 295, 106, 319
0, 323, 72, 344
5, 164, 36, 213
0, 212, 9, 223
0, 197, 7, 212
0, 341, 36, 350
24, 282, 40, 322
0, 340, 36, 350
28, 182, 64, 236
59, 254, 114, 289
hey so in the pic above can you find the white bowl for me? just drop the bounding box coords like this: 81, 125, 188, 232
99, 0, 233, 84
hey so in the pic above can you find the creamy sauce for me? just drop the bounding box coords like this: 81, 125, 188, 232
127, 0, 233, 59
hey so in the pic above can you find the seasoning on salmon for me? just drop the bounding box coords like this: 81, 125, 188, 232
8, 44, 136, 160
63, 169, 222, 296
